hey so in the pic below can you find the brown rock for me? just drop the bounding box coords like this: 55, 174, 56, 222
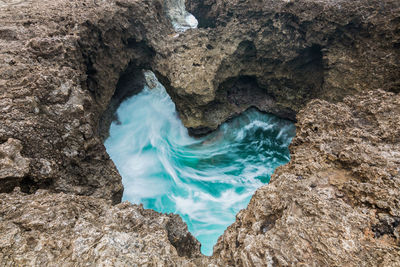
156, 0, 400, 135
212, 90, 400, 266
0, 0, 174, 202
0, 0, 399, 265
0, 189, 204, 266
0, 138, 30, 192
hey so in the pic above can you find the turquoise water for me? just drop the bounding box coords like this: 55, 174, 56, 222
104, 75, 295, 256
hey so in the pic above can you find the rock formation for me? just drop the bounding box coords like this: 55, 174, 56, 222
0, 0, 173, 202
156, 0, 400, 135
0, 139, 30, 193
0, 0, 399, 265
0, 188, 202, 266
213, 90, 400, 266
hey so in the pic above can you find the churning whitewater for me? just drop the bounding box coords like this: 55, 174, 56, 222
105, 73, 295, 255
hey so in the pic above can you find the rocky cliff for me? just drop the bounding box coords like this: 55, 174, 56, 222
0, 0, 174, 202
213, 89, 400, 266
0, 0, 399, 266
155, 0, 400, 135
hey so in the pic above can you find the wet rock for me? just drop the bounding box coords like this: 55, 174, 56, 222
164, 0, 198, 31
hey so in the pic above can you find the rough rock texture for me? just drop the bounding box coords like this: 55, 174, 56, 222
0, 139, 30, 193
0, 0, 174, 202
1, 0, 400, 266
213, 90, 400, 266
0, 189, 203, 266
155, 0, 400, 134
0, 1, 210, 265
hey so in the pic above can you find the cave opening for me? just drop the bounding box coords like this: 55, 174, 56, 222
102, 70, 295, 255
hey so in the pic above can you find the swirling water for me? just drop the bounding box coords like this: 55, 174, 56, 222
105, 77, 295, 256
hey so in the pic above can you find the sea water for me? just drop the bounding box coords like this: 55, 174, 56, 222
105, 74, 295, 256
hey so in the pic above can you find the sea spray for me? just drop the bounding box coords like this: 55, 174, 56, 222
105, 73, 295, 255
164, 0, 198, 32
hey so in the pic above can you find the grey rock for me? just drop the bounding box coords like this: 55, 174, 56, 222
0, 0, 399, 266
0, 138, 30, 192
0, 189, 205, 266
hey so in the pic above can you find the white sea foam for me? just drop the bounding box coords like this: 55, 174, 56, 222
165, 0, 198, 32
105, 71, 295, 255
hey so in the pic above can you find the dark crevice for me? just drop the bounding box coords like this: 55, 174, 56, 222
126, 38, 156, 62
288, 44, 324, 100
206, 44, 214, 50
186, 0, 216, 28
98, 66, 146, 141
0, 177, 23, 194
236, 40, 257, 58
372, 215, 400, 245
85, 54, 99, 96
94, 37, 156, 140
0, 176, 54, 195
260, 211, 283, 234
222, 76, 269, 107
19, 176, 54, 194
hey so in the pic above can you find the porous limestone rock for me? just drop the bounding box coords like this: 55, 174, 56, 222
0, 188, 206, 266
1, 0, 400, 266
212, 90, 400, 266
155, 0, 400, 135
0, 189, 204, 266
0, 0, 174, 202
0, 139, 30, 192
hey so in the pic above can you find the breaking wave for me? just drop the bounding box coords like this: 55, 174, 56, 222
105, 73, 295, 255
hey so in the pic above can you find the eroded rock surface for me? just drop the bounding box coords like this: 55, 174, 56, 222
0, 189, 203, 266
0, 0, 399, 266
0, 0, 174, 201
155, 0, 400, 134
213, 90, 400, 266
0, 139, 30, 192
0, 1, 210, 265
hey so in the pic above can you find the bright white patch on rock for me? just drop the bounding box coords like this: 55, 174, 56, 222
164, 0, 198, 32
144, 70, 159, 89
171, 13, 198, 32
